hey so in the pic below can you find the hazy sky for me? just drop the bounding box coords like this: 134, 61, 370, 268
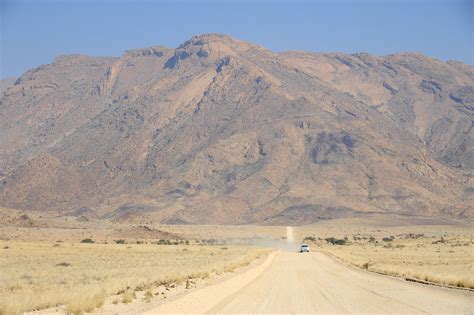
0, 0, 472, 78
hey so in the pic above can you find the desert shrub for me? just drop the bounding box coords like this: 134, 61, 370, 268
143, 291, 153, 303
55, 262, 70, 267
303, 236, 317, 242
114, 239, 126, 244
185, 278, 192, 289
404, 233, 424, 239
382, 237, 394, 242
335, 239, 346, 245
80, 238, 94, 243
157, 239, 172, 245
122, 290, 136, 304
206, 239, 218, 245
432, 237, 446, 244
368, 236, 376, 242
325, 237, 346, 245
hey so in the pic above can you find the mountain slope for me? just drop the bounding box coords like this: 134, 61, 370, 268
0, 77, 15, 94
0, 34, 472, 224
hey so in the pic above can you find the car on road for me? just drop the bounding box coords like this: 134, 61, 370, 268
300, 244, 310, 253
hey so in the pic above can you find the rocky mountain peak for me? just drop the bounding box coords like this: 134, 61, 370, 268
123, 45, 170, 59
160, 34, 246, 71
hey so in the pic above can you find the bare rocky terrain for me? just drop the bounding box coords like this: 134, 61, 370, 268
0, 34, 472, 224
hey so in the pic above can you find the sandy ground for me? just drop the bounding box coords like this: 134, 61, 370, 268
149, 250, 473, 314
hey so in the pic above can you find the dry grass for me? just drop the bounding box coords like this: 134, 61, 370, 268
296, 221, 474, 289
121, 290, 136, 304
1, 214, 471, 313
322, 236, 473, 288
0, 241, 269, 314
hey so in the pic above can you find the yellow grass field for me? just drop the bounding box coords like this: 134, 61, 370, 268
1, 212, 472, 314
321, 235, 474, 288
0, 241, 269, 314
295, 220, 474, 289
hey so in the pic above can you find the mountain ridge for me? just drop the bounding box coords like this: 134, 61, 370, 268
0, 34, 472, 224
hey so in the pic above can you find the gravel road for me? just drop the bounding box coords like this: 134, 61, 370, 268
149, 251, 473, 314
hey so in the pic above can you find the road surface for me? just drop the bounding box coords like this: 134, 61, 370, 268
149, 251, 473, 314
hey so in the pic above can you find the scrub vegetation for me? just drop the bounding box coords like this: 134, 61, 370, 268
0, 241, 268, 314
298, 222, 474, 289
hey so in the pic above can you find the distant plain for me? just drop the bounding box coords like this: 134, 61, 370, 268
0, 209, 472, 314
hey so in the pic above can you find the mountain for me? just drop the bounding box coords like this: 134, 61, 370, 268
0, 34, 472, 224
0, 77, 15, 93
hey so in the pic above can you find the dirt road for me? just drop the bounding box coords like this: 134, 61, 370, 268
149, 251, 473, 314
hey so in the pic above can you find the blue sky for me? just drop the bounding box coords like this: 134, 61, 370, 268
0, 0, 472, 78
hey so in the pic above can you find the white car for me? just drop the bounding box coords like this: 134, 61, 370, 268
300, 244, 310, 253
